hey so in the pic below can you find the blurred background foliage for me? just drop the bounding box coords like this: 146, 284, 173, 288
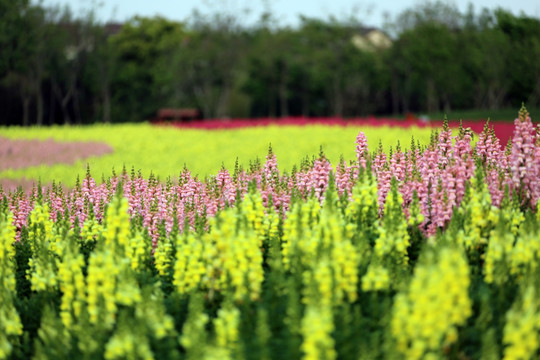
1, 0, 540, 126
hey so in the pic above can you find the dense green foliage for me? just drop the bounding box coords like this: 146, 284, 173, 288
0, 123, 433, 187
1, 1, 539, 125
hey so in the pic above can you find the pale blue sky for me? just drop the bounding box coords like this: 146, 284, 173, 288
37, 0, 540, 28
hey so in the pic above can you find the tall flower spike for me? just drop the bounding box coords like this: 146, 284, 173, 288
509, 105, 538, 206
437, 116, 452, 168
518, 102, 529, 122
355, 131, 369, 169
264, 143, 279, 184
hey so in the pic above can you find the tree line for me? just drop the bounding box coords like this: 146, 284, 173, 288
1, 0, 540, 126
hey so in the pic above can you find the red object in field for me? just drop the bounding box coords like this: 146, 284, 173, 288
405, 112, 417, 121
156, 108, 200, 121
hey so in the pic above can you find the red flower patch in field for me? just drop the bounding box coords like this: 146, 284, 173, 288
154, 116, 516, 148
0, 137, 113, 191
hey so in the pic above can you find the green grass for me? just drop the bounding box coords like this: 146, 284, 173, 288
0, 123, 434, 187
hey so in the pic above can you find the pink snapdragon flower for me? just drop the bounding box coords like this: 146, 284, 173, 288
355, 131, 369, 168
509, 106, 538, 206
311, 157, 332, 203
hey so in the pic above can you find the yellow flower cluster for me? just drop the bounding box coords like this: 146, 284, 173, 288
501, 204, 525, 237
173, 233, 206, 294
127, 230, 151, 272
391, 246, 472, 360
361, 263, 390, 291
86, 249, 142, 329
508, 228, 540, 277
303, 259, 333, 307
57, 243, 86, 331
407, 192, 424, 227
483, 200, 531, 283
81, 217, 103, 243
214, 305, 240, 350
502, 283, 540, 360
104, 323, 153, 360
115, 272, 142, 308
27, 203, 54, 251
0, 211, 23, 360
174, 208, 264, 301
104, 285, 173, 360
315, 203, 346, 253
375, 182, 410, 264
86, 195, 143, 329
282, 197, 321, 271
0, 301, 23, 360
243, 190, 267, 245
32, 305, 71, 359
210, 210, 264, 301
27, 256, 58, 292
134, 287, 175, 339
300, 304, 336, 360
26, 203, 62, 291
456, 177, 499, 251
331, 238, 359, 302
86, 249, 121, 328
266, 208, 280, 241
484, 223, 514, 284
0, 211, 16, 262
316, 206, 358, 304
284, 194, 359, 307
154, 234, 174, 276
344, 172, 379, 228
103, 196, 131, 252
179, 312, 209, 350
179, 295, 210, 358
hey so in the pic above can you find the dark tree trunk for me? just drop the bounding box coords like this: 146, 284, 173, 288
391, 74, 400, 115
268, 85, 276, 118
36, 90, 44, 126
73, 87, 82, 124
527, 78, 540, 107
302, 87, 309, 117
103, 88, 111, 123
333, 77, 343, 117
53, 79, 74, 125
216, 79, 231, 118
22, 95, 31, 126
49, 82, 55, 125
102, 81, 111, 123
426, 78, 438, 113
279, 64, 289, 118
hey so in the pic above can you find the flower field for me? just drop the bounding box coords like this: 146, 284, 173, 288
1, 107, 540, 359
0, 122, 434, 191
158, 115, 516, 147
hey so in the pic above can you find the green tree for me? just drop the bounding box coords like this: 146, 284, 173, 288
388, 1, 464, 113
495, 10, 540, 107
0, 0, 47, 126
244, 26, 299, 117
82, 21, 119, 124
0, 0, 30, 77
109, 16, 185, 122
168, 12, 247, 118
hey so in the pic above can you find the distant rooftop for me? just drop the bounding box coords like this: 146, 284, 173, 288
104, 22, 123, 36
